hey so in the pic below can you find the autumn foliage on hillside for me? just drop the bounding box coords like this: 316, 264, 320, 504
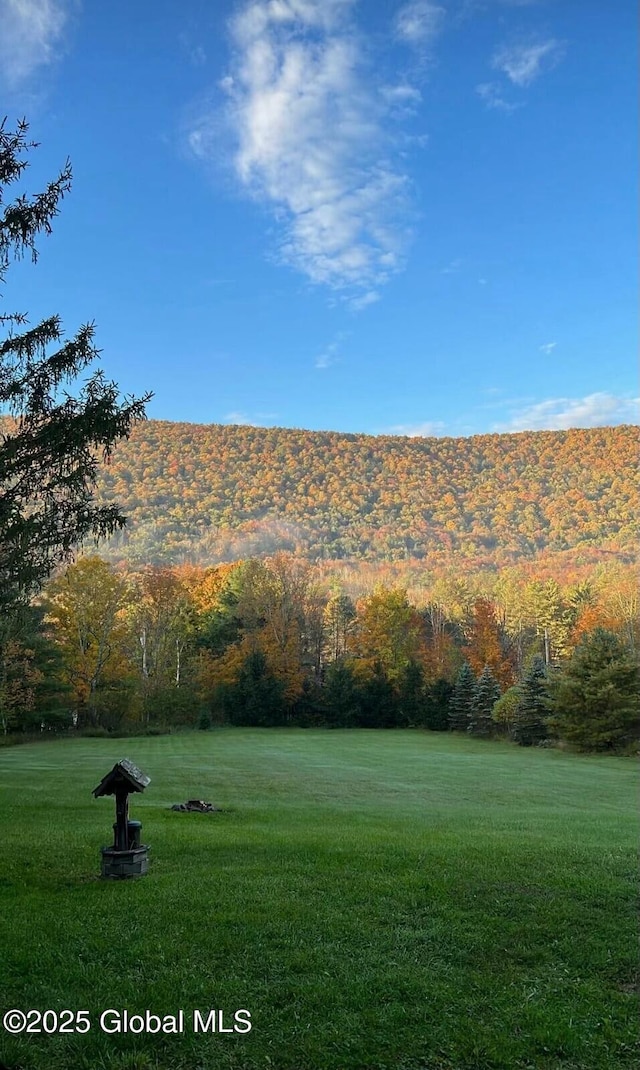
88, 422, 638, 568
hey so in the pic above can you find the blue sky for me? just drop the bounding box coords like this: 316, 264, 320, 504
1, 0, 637, 437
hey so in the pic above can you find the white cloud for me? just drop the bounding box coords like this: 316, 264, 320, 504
395, 1, 445, 49
498, 393, 640, 432
315, 352, 336, 369
401, 131, 429, 150
223, 410, 277, 426
492, 38, 563, 87
380, 83, 422, 105
476, 81, 519, 112
315, 335, 340, 368
190, 0, 416, 297
315, 329, 351, 367
178, 32, 207, 67
348, 289, 380, 311
380, 82, 422, 117
539, 341, 557, 354
0, 0, 71, 88
386, 419, 446, 437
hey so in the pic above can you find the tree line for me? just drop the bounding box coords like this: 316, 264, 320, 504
2, 553, 637, 753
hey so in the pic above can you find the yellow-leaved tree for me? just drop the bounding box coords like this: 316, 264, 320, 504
349, 586, 423, 683
43, 556, 132, 727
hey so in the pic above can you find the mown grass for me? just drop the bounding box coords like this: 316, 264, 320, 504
0, 730, 637, 1070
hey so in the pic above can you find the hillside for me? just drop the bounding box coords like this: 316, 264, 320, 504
90, 421, 638, 569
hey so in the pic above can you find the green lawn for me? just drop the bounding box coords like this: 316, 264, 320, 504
0, 730, 637, 1070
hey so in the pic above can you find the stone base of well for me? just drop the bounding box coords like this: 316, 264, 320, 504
100, 845, 149, 879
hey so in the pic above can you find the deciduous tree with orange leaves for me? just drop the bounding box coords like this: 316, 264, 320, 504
464, 598, 514, 690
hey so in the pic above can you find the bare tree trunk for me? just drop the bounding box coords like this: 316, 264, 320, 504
89, 678, 98, 726
140, 625, 148, 679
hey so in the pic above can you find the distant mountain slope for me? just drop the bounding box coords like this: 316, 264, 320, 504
90, 422, 638, 568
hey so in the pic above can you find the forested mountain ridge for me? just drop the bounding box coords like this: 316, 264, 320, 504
86, 421, 638, 568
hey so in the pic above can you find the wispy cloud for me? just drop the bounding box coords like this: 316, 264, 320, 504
380, 82, 423, 116
0, 0, 71, 89
223, 410, 278, 426
492, 38, 564, 87
315, 351, 337, 370
386, 419, 446, 437
348, 289, 380, 311
315, 330, 349, 369
459, 0, 540, 13
476, 81, 519, 113
394, 1, 446, 51
497, 393, 640, 432
178, 30, 207, 67
189, 0, 416, 299
539, 341, 557, 354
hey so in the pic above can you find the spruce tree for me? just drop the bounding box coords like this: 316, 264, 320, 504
1, 119, 151, 612
549, 629, 639, 751
321, 658, 361, 727
449, 661, 476, 731
423, 678, 454, 731
291, 676, 324, 727
397, 658, 425, 726
229, 649, 286, 727
513, 655, 549, 746
358, 660, 398, 728
469, 664, 500, 737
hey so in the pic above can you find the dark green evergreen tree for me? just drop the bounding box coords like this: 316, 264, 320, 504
31, 641, 73, 730
469, 664, 500, 737
423, 678, 454, 731
513, 655, 549, 746
397, 659, 425, 726
291, 676, 324, 727
321, 659, 361, 727
197, 709, 212, 730
1, 119, 150, 613
358, 661, 398, 727
224, 649, 286, 727
549, 629, 640, 751
449, 661, 476, 731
